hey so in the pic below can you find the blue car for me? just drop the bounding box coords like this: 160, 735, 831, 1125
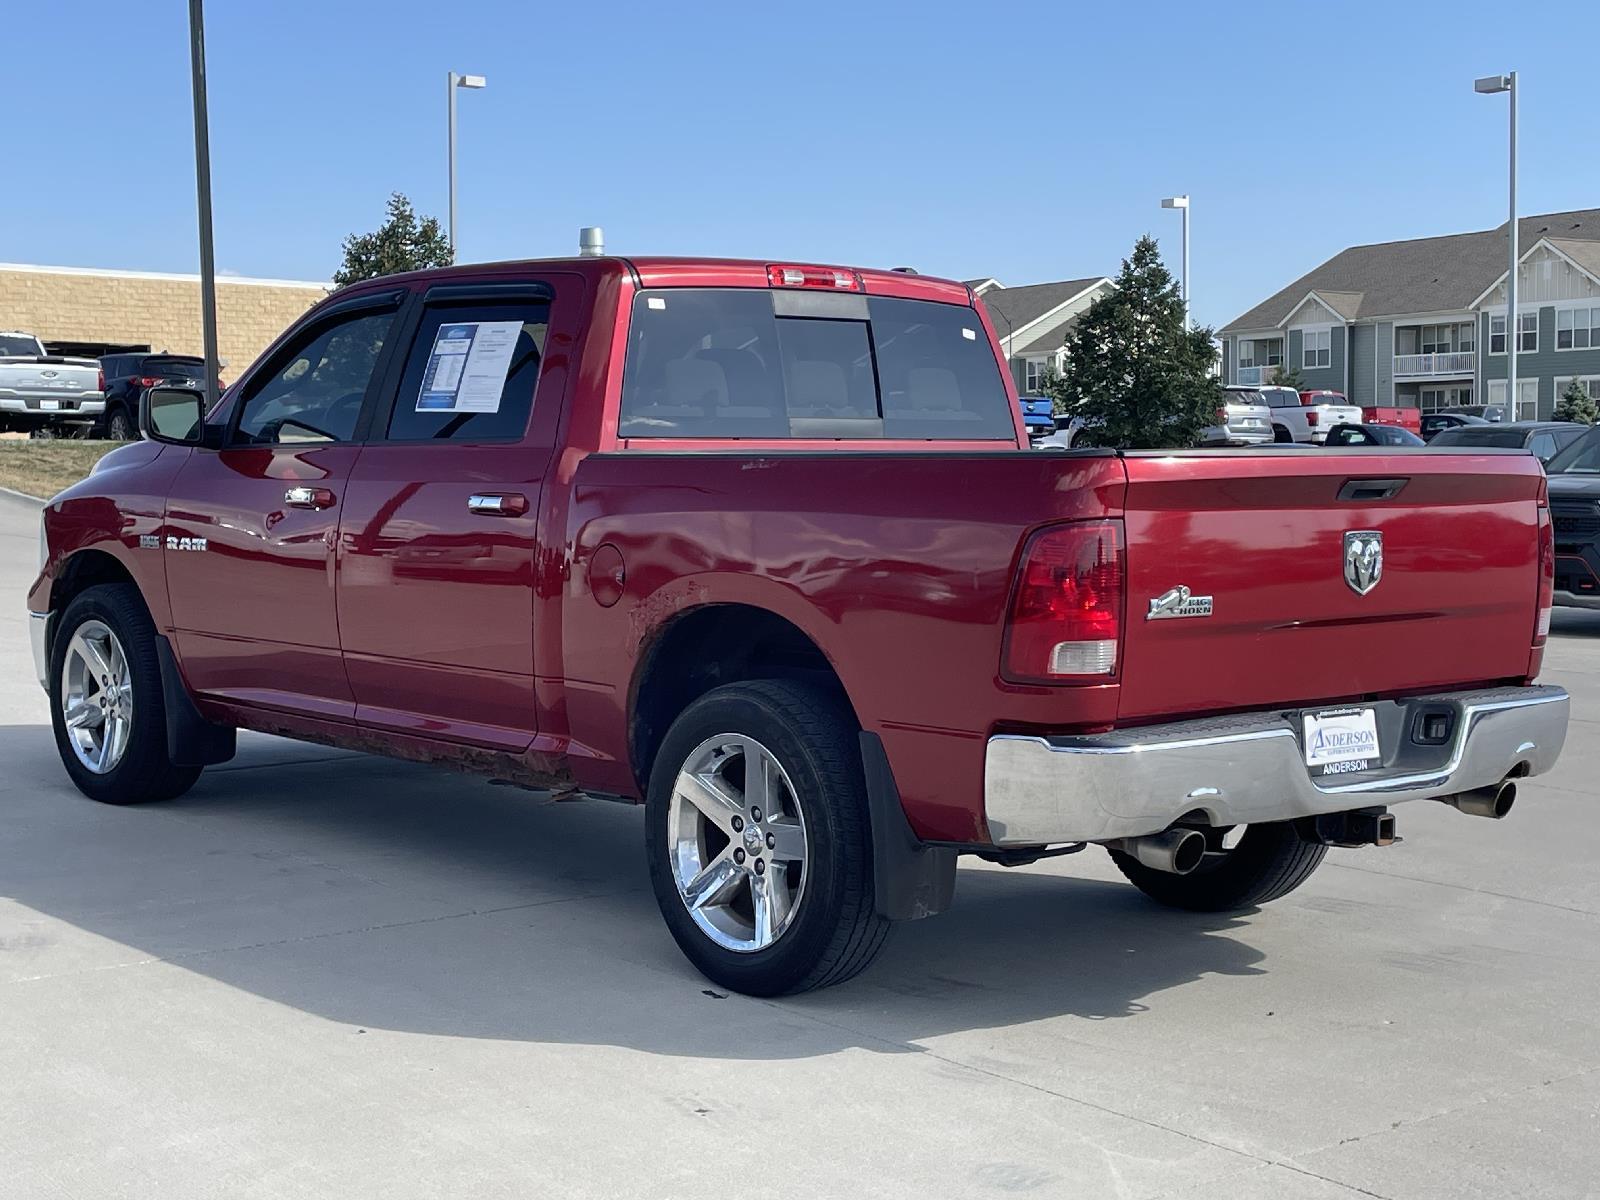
1018, 395, 1054, 439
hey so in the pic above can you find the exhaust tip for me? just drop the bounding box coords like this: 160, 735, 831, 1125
1170, 830, 1206, 874
1445, 780, 1517, 820
1492, 780, 1516, 819
1116, 828, 1208, 874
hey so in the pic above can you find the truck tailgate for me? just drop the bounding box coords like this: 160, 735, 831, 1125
1117, 450, 1544, 722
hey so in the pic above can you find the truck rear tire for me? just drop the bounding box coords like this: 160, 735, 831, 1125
49, 584, 203, 805
644, 680, 890, 996
1109, 821, 1326, 911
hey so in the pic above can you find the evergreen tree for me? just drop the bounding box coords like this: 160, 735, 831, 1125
333, 193, 452, 287
1267, 363, 1307, 391
1554, 377, 1598, 425
1046, 235, 1222, 448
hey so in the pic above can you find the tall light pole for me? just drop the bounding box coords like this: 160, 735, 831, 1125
1475, 72, 1518, 417
447, 71, 487, 262
186, 0, 220, 409
1161, 195, 1191, 327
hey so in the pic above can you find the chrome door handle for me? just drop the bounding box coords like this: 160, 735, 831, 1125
468, 492, 529, 517
285, 486, 336, 510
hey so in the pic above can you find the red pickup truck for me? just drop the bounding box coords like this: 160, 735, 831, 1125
28, 256, 1569, 995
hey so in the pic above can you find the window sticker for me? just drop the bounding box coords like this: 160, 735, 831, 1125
416, 320, 522, 412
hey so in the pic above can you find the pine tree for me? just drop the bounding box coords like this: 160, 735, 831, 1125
333, 193, 453, 287
1554, 377, 1598, 425
1267, 363, 1307, 391
1046, 235, 1222, 448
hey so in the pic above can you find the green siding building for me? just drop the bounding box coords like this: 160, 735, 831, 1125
1220, 209, 1600, 419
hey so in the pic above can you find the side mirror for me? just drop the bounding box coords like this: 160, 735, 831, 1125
140, 386, 206, 446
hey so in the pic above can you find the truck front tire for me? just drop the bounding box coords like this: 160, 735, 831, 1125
1109, 821, 1326, 911
644, 680, 889, 995
49, 584, 203, 805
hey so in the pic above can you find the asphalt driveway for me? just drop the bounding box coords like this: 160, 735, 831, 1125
3, 491, 1598, 1199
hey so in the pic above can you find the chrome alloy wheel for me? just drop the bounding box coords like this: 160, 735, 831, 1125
667, 733, 810, 953
60, 619, 133, 774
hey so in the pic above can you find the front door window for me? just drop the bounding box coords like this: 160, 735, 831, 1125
233, 311, 394, 445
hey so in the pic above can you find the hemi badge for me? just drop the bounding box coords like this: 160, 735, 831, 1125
1147, 585, 1213, 620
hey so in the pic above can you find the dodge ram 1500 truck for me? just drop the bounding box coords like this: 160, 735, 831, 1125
27, 256, 1570, 995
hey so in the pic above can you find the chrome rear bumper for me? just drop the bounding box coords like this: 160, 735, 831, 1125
984, 685, 1569, 846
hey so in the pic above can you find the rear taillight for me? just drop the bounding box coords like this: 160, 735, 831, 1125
1215, 407, 1228, 423
135, 375, 163, 387
97, 369, 105, 391
1306, 411, 1319, 426
1002, 520, 1124, 684
766, 264, 861, 291
1535, 494, 1554, 645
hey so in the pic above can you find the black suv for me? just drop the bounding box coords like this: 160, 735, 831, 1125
1547, 428, 1600, 610
1426, 420, 1587, 464
98, 353, 208, 439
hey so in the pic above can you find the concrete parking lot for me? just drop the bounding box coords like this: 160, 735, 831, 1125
2, 489, 1597, 1200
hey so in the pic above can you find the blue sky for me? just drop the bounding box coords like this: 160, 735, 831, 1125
5, 0, 1598, 328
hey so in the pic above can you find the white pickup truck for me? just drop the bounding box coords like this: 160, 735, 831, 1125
0, 331, 105, 435
1257, 385, 1362, 444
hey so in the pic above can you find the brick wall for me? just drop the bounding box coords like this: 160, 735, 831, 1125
0, 265, 325, 375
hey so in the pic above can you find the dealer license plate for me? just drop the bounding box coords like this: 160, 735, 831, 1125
38, 399, 60, 410
1302, 707, 1380, 776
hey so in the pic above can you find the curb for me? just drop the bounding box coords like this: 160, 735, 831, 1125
0, 485, 47, 505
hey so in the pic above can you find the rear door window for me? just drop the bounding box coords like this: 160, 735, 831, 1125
386, 300, 550, 441
618, 288, 1013, 440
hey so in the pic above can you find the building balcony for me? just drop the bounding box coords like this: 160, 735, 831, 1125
1235, 365, 1279, 386
1393, 351, 1476, 379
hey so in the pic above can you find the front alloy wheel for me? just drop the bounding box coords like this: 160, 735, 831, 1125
668, 733, 810, 952
61, 619, 134, 774
50, 583, 203, 805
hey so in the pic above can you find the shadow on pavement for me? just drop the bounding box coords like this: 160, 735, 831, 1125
2, 722, 1266, 1055
1550, 609, 1600, 638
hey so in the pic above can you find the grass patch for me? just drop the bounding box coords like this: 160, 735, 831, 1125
0, 440, 127, 500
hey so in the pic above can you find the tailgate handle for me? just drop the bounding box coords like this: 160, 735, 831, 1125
1338, 478, 1409, 503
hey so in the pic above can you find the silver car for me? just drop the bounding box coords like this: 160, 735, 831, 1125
1211, 387, 1275, 446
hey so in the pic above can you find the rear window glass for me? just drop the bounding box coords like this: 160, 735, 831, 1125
1440, 428, 1526, 448
145, 358, 204, 379
1549, 428, 1600, 473
618, 289, 1014, 440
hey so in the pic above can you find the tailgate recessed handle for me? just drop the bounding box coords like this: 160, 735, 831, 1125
1338, 478, 1409, 502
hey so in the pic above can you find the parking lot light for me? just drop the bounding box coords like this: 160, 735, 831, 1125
1475, 72, 1517, 417
1161, 195, 1190, 327
447, 71, 488, 262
